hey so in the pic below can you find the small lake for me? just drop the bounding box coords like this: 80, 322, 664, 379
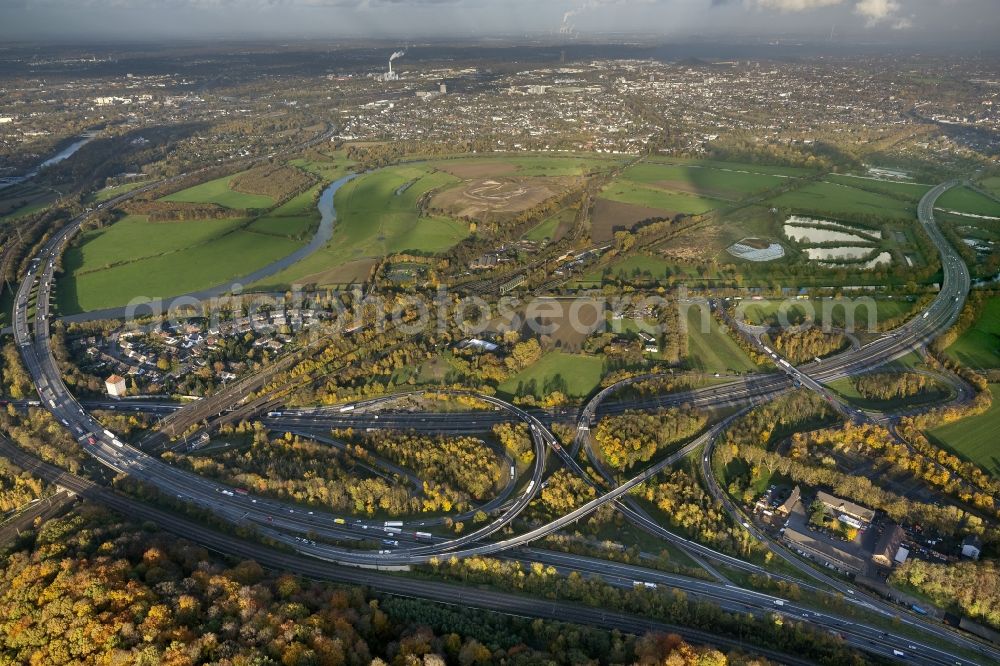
806, 246, 876, 261
784, 224, 871, 244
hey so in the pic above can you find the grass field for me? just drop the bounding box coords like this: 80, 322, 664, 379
944, 296, 1000, 368
428, 154, 622, 178
251, 165, 468, 289
58, 227, 301, 312
600, 179, 726, 214
497, 351, 604, 400
935, 186, 1000, 218
979, 176, 1000, 198
684, 307, 758, 373
64, 215, 247, 267
56, 214, 307, 312
927, 385, 1000, 477
826, 375, 950, 411
826, 175, 930, 202
330, 166, 468, 254
584, 254, 674, 283
524, 207, 574, 243
87, 181, 149, 204
736, 298, 915, 330
769, 180, 915, 220
288, 154, 355, 180
246, 185, 322, 239
0, 197, 54, 221
621, 162, 788, 199
161, 172, 274, 209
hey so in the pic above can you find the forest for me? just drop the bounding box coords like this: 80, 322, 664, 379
362, 431, 505, 504
0, 503, 762, 666
770, 328, 848, 365
852, 371, 936, 401
594, 408, 707, 472
890, 559, 1000, 631
165, 427, 421, 517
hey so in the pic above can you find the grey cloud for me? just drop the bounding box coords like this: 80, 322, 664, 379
1, 0, 997, 41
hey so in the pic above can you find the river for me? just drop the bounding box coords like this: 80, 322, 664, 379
58, 172, 360, 323
0, 132, 97, 190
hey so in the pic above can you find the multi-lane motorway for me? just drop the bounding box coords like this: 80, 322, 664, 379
9, 177, 998, 664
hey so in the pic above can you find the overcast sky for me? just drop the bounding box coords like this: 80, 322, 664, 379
1, 0, 997, 44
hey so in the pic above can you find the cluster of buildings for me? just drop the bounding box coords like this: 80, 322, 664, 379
76, 307, 329, 397
757, 486, 979, 579
332, 57, 999, 158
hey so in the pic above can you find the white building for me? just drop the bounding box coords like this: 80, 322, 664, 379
105, 374, 127, 398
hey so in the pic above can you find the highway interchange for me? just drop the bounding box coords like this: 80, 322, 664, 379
8, 176, 999, 664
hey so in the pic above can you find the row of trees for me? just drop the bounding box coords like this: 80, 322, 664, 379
719, 440, 999, 546
428, 555, 869, 665
793, 421, 998, 513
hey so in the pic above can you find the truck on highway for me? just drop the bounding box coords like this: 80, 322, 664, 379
220, 490, 234, 497
339, 404, 355, 412
892, 649, 905, 657
112, 439, 124, 448
384, 521, 403, 528
384, 527, 401, 535
415, 532, 433, 543
333, 518, 346, 525
773, 599, 785, 607
382, 539, 399, 547
510, 465, 515, 478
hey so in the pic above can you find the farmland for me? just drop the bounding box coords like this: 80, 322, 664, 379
944, 296, 1000, 368
736, 298, 916, 330
161, 172, 275, 209
826, 175, 930, 202
589, 159, 803, 243
524, 207, 575, 243
57, 219, 301, 312
979, 176, 1000, 198
599, 180, 724, 215
247, 185, 322, 239
768, 179, 915, 220
927, 385, 1000, 477
429, 154, 623, 178
623, 161, 792, 199
251, 164, 468, 289
935, 186, 1000, 218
